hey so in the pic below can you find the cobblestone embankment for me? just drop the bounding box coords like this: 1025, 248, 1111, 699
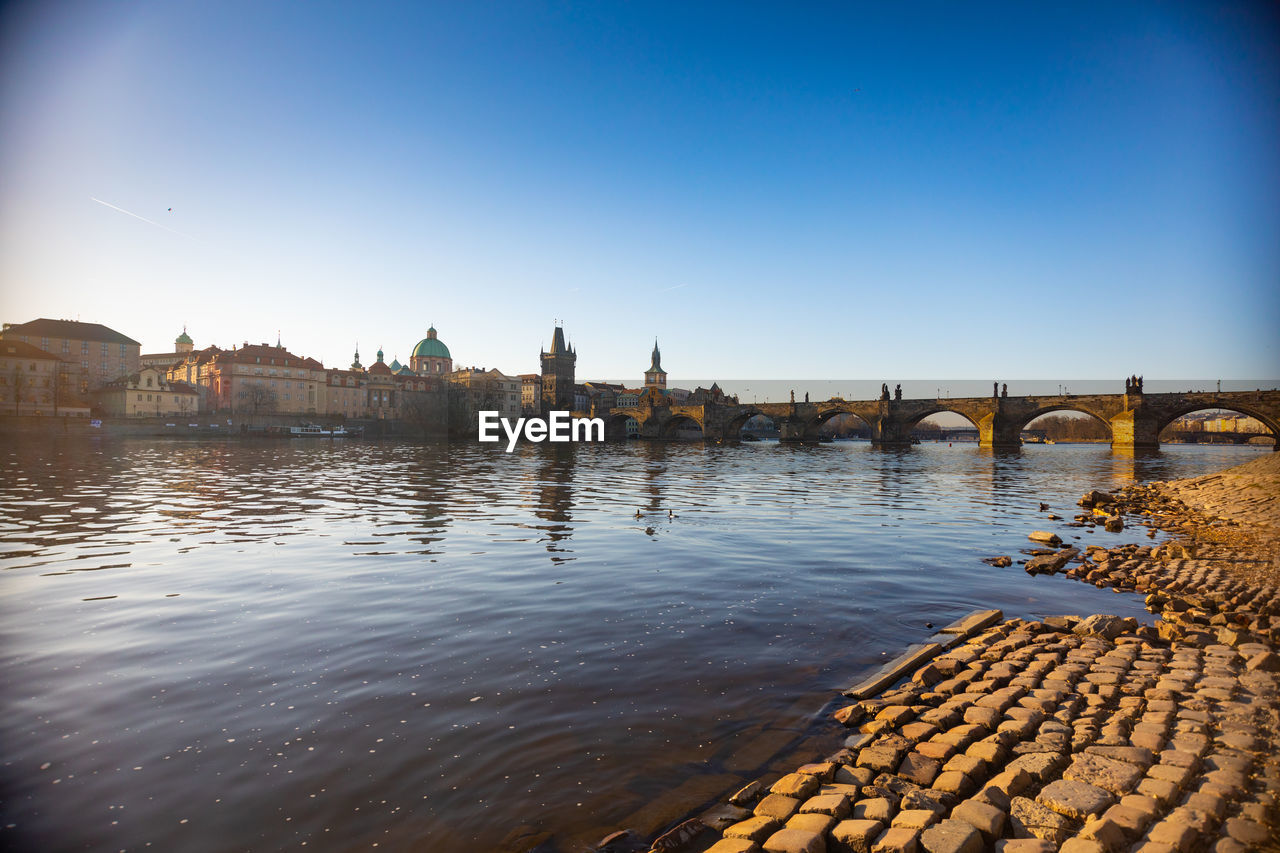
601, 453, 1280, 853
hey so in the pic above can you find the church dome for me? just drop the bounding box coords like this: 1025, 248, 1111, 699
175, 329, 193, 345
389, 358, 402, 372
412, 326, 450, 359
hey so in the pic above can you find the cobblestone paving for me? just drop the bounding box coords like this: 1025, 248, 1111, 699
595, 454, 1280, 853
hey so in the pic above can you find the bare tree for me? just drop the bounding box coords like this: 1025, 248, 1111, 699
242, 382, 277, 415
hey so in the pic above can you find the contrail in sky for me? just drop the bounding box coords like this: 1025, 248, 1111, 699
659, 283, 688, 292
90, 197, 196, 240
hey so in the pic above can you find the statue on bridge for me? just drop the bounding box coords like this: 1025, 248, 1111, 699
790, 390, 795, 404
894, 384, 902, 400
881, 383, 890, 401
804, 392, 809, 403
994, 382, 999, 398
1126, 375, 1144, 394
1001, 383, 1007, 398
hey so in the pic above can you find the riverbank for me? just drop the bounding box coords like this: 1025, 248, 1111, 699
603, 453, 1280, 853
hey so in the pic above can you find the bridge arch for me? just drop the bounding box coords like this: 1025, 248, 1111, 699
1155, 404, 1279, 448
659, 413, 704, 440
1019, 405, 1115, 442
723, 409, 766, 438
602, 411, 634, 441
814, 408, 872, 439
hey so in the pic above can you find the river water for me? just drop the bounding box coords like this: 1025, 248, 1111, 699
0, 437, 1268, 852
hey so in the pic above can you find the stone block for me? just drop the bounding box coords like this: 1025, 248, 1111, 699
1144, 818, 1196, 850
831, 819, 884, 853
732, 780, 767, 806
914, 741, 956, 763
762, 827, 826, 853
800, 793, 851, 820
898, 753, 941, 787
1005, 752, 1063, 784
1078, 816, 1130, 852
786, 812, 836, 837
872, 826, 921, 853
919, 819, 983, 853
1135, 776, 1179, 807
1036, 778, 1114, 820
1009, 796, 1072, 844
931, 771, 973, 798
853, 798, 895, 824
773, 773, 822, 799
835, 765, 875, 787
950, 799, 1004, 841
702, 803, 754, 831
941, 753, 985, 777
860, 745, 906, 774
755, 794, 802, 822
1224, 817, 1270, 846
726, 816, 783, 843
1064, 752, 1143, 796
891, 809, 939, 830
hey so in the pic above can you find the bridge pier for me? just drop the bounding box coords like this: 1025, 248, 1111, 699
778, 419, 808, 442
1108, 396, 1162, 452
977, 412, 1023, 450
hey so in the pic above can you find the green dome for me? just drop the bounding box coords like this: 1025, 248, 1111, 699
175, 330, 193, 345
389, 358, 402, 372
411, 326, 450, 359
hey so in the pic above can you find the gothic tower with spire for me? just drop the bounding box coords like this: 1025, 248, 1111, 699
644, 339, 667, 390
540, 324, 576, 413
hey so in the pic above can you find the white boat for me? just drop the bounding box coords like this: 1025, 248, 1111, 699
289, 423, 351, 437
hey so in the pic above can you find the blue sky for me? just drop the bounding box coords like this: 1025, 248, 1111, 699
2, 1, 1277, 382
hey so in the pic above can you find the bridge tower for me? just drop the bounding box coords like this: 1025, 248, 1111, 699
540, 324, 576, 413
644, 340, 667, 391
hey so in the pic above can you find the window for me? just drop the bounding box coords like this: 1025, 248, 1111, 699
146, 394, 152, 402
101, 342, 108, 355
41, 337, 49, 350
146, 377, 153, 387
81, 360, 88, 370
137, 394, 142, 401
81, 341, 88, 354
61, 341, 69, 353
120, 343, 126, 356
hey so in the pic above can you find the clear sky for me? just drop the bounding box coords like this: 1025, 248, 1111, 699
2, 1, 1277, 382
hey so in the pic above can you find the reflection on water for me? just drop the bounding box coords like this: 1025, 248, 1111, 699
0, 438, 1266, 851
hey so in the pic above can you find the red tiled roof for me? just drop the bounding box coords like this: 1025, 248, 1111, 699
0, 339, 65, 361
2, 318, 140, 346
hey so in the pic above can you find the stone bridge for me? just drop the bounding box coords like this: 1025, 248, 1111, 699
598, 388, 1280, 451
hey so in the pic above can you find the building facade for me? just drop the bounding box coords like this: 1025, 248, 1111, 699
97, 366, 200, 418
166, 342, 326, 415
1, 318, 140, 391
0, 338, 87, 416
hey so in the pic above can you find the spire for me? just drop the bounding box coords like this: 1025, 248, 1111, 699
549, 324, 568, 355
277, 329, 282, 348
351, 343, 362, 370
376, 345, 384, 363
649, 338, 662, 372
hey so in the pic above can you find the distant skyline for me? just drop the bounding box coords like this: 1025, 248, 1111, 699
2, 2, 1278, 380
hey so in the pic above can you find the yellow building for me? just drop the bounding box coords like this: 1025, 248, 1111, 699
448, 367, 522, 420
0, 338, 89, 416
1, 318, 139, 392
97, 367, 200, 418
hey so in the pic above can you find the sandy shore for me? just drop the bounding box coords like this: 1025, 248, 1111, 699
590, 452, 1280, 853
